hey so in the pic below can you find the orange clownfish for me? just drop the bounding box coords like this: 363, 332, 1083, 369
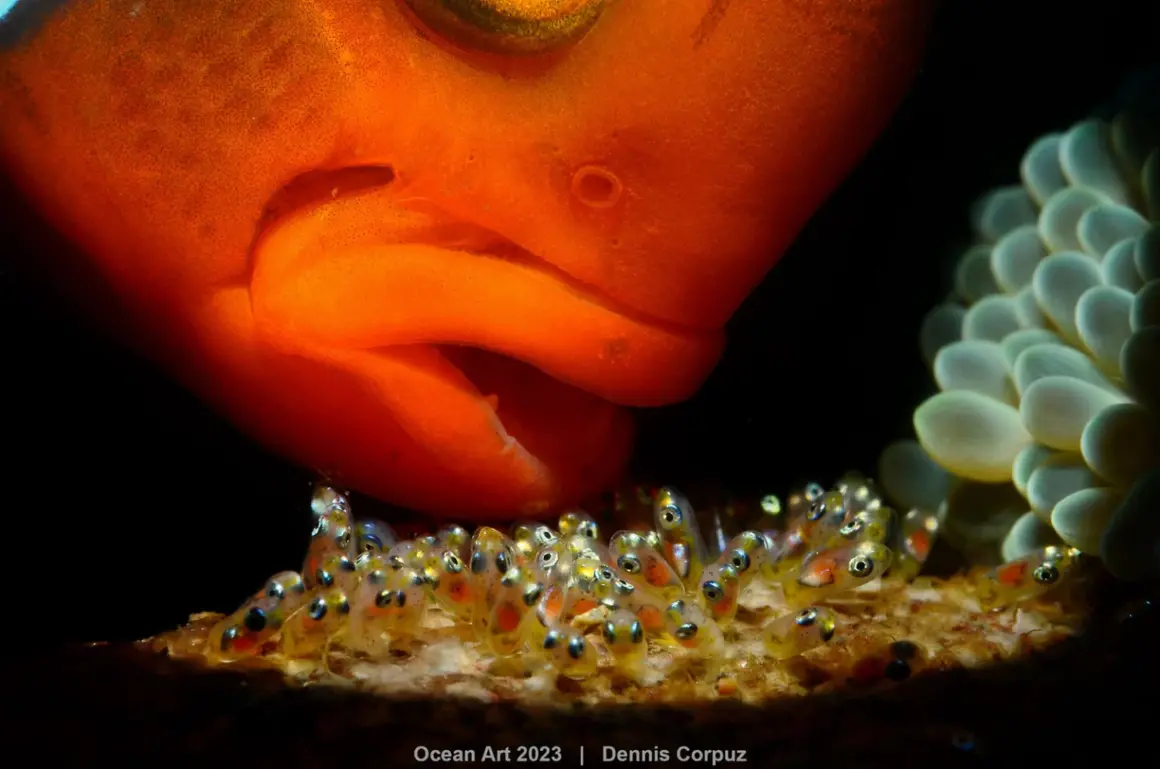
0, 1, 931, 519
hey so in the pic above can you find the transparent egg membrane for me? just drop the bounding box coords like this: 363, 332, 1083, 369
895, 109, 1160, 582
159, 479, 1086, 697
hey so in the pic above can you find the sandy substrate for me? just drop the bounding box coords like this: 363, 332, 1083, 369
150, 573, 1087, 705
13, 572, 1157, 768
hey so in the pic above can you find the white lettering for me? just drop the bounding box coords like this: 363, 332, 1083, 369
676, 747, 749, 764
412, 747, 477, 762
602, 746, 671, 762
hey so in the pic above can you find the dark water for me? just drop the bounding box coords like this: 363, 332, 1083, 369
2, 0, 1158, 644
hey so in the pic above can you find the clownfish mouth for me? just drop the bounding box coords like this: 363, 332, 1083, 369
246, 166, 725, 510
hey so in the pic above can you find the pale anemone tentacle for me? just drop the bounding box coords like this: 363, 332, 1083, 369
881, 105, 1160, 579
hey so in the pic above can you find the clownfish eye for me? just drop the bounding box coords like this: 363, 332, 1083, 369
470, 551, 487, 574
220, 625, 241, 651
617, 554, 641, 574
729, 550, 750, 572
1033, 563, 1060, 584
495, 550, 511, 573
567, 634, 586, 659
400, 0, 607, 56
848, 555, 874, 578
243, 607, 267, 633
612, 579, 634, 596
357, 520, 396, 552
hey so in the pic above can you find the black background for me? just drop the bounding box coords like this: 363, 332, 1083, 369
2, 0, 1157, 644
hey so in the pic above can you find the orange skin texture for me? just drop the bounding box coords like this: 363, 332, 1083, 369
0, 0, 931, 519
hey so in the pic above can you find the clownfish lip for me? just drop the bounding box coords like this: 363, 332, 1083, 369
249, 174, 726, 408
238, 170, 708, 516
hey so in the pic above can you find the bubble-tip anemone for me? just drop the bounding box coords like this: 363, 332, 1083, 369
883, 110, 1160, 579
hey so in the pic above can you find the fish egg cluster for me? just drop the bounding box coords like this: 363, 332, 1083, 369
164, 478, 1083, 698
883, 109, 1160, 581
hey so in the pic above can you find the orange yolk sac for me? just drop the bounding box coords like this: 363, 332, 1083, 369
0, 0, 932, 519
